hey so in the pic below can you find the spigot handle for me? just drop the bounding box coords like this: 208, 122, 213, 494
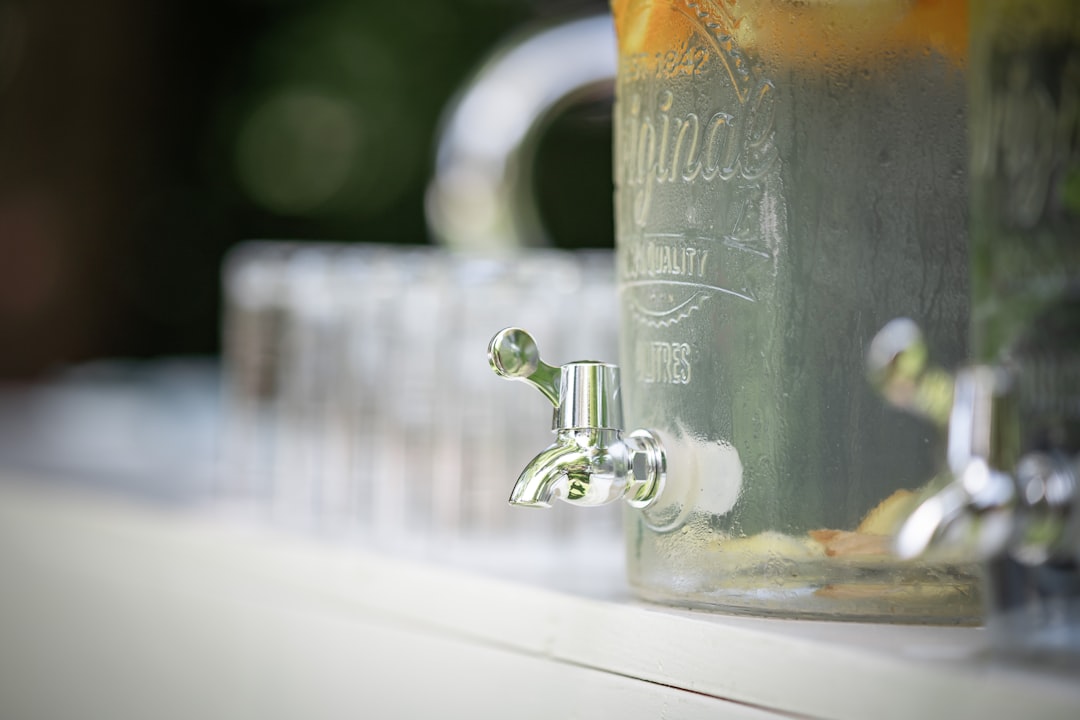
867, 318, 954, 428
488, 327, 561, 407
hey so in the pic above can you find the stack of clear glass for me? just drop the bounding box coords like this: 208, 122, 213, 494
219, 241, 621, 577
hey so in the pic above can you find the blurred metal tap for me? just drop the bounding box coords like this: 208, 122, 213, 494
870, 320, 1080, 566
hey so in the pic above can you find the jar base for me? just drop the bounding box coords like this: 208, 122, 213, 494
628, 556, 982, 625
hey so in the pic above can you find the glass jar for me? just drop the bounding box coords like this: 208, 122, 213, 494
969, 0, 1080, 653
611, 0, 978, 621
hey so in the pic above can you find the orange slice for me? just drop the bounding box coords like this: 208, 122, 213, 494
611, 0, 967, 67
612, 0, 698, 57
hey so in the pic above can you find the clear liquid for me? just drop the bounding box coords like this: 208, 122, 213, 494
614, 0, 979, 621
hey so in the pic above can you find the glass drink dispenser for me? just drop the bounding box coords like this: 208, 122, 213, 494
485, 0, 978, 622
883, 0, 1080, 656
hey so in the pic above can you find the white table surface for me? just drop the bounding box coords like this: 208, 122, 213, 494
1, 476, 1078, 720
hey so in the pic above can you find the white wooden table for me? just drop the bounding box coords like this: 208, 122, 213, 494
1, 477, 1077, 720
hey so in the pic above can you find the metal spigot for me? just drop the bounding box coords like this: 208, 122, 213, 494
487, 327, 665, 509
868, 319, 1080, 565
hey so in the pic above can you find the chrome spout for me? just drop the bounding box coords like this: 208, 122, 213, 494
489, 328, 665, 510
509, 428, 663, 508
509, 439, 580, 508
510, 430, 599, 508
892, 458, 1017, 561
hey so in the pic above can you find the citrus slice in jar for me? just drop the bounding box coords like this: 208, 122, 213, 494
611, 0, 967, 68
731, 0, 967, 68
611, 0, 683, 56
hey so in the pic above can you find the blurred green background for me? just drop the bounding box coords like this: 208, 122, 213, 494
0, 0, 613, 378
